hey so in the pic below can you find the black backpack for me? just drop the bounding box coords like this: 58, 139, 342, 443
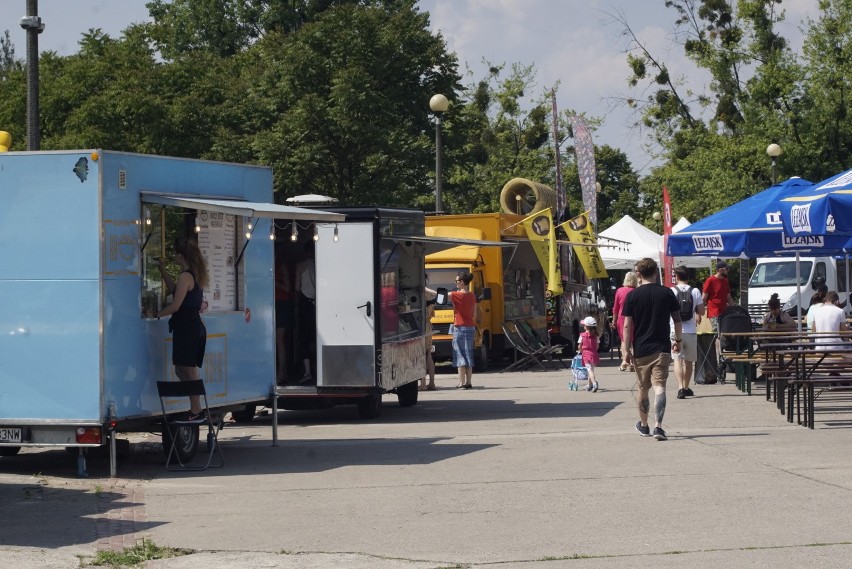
676, 286, 694, 321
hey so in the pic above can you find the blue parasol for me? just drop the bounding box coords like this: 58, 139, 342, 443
667, 177, 852, 258
780, 168, 852, 236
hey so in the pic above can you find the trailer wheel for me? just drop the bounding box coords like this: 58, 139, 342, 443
598, 328, 612, 353
357, 391, 383, 419
230, 404, 257, 423
397, 380, 419, 407
474, 335, 490, 372
161, 423, 199, 464
0, 446, 21, 457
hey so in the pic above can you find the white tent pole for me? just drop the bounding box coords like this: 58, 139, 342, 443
796, 251, 802, 332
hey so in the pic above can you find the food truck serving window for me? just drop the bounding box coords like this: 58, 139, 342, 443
138, 192, 346, 318
140, 203, 246, 315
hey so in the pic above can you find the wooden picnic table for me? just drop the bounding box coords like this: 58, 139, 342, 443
720, 330, 852, 428
720, 330, 852, 400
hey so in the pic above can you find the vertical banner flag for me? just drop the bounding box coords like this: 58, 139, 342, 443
662, 186, 676, 286
560, 212, 609, 279
552, 92, 565, 221
569, 115, 597, 225
551, 93, 571, 281
522, 209, 563, 294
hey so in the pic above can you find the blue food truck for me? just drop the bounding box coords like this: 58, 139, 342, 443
0, 150, 343, 475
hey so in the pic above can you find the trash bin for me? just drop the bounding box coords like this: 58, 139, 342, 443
695, 316, 717, 384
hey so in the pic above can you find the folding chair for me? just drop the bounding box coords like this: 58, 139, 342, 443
515, 320, 569, 369
157, 380, 224, 471
501, 322, 548, 372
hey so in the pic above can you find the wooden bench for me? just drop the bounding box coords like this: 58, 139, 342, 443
788, 375, 852, 429
721, 330, 852, 399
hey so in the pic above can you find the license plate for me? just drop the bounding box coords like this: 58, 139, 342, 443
0, 427, 22, 443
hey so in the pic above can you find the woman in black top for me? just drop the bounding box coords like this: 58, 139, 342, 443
156, 237, 209, 419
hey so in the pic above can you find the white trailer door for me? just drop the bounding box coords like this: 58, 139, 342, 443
315, 222, 376, 387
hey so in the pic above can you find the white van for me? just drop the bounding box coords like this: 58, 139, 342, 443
748, 256, 851, 321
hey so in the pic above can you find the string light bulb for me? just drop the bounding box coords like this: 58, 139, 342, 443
145, 208, 152, 226
247, 221, 253, 231
333, 224, 339, 242
194, 217, 201, 233
313, 224, 319, 242
290, 222, 298, 242
269, 223, 276, 240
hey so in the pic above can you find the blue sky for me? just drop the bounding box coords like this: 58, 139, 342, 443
1, 0, 821, 173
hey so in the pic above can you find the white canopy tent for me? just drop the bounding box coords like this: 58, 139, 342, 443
672, 216, 692, 233
598, 215, 708, 270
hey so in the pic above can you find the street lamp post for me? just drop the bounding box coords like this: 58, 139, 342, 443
742, 142, 783, 309
430, 94, 449, 213
20, 0, 45, 151
767, 143, 782, 185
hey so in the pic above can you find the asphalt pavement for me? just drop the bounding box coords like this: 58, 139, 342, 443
2, 358, 851, 568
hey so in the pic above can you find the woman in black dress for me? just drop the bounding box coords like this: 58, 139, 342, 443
156, 237, 209, 419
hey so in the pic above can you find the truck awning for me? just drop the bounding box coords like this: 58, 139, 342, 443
141, 192, 346, 222
388, 235, 516, 256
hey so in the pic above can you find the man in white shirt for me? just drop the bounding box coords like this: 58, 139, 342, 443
812, 291, 848, 351
671, 266, 706, 399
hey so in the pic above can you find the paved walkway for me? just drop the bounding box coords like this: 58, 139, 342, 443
1, 359, 851, 568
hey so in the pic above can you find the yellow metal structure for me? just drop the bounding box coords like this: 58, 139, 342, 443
425, 213, 548, 370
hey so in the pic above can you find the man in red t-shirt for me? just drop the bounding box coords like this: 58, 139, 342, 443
702, 260, 735, 364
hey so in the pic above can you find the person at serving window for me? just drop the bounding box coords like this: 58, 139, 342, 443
450, 271, 477, 389
275, 251, 295, 385
155, 237, 209, 420
295, 240, 317, 383
420, 286, 438, 391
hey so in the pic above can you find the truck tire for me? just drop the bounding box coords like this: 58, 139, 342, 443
357, 391, 383, 419
161, 423, 199, 464
0, 446, 21, 457
231, 404, 257, 423
598, 328, 612, 353
397, 380, 419, 407
474, 337, 490, 372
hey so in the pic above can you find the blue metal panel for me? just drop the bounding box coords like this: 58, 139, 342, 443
0, 151, 100, 280
99, 152, 276, 417
1, 151, 276, 424
0, 281, 101, 420
0, 152, 101, 422
98, 151, 272, 205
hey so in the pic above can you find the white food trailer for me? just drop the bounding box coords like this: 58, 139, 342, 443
271, 207, 507, 420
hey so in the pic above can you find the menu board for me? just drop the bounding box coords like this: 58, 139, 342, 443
196, 210, 237, 311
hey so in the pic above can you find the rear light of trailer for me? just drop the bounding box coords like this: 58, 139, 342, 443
76, 427, 102, 445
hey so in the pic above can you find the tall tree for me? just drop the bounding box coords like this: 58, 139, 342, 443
618, 0, 811, 223
208, 1, 461, 205
442, 63, 554, 214
797, 0, 852, 176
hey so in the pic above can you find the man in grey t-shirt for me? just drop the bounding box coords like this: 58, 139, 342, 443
671, 265, 705, 399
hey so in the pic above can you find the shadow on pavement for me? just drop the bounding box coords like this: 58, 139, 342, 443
0, 398, 621, 479
264, 397, 622, 425
0, 481, 163, 548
